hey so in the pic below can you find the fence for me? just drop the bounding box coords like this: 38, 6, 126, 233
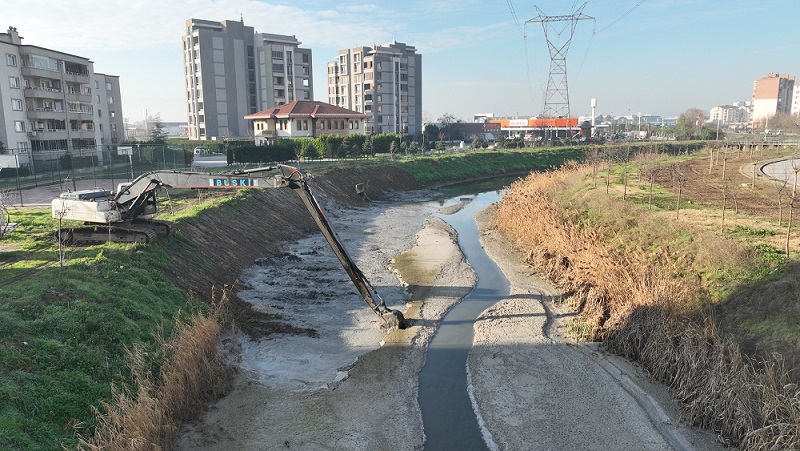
0, 145, 192, 206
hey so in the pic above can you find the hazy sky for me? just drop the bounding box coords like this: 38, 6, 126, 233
4, 0, 798, 123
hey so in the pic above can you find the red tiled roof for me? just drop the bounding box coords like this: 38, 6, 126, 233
244, 100, 367, 120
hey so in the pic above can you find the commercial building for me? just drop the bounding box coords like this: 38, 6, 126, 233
182, 18, 313, 141
326, 41, 421, 136
751, 73, 795, 125
0, 26, 124, 169
244, 100, 367, 144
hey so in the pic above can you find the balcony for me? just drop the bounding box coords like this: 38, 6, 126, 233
64, 90, 92, 102
69, 129, 97, 139
62, 70, 90, 83
254, 130, 276, 139
23, 87, 63, 99
28, 128, 68, 139
20, 66, 61, 79
26, 108, 66, 119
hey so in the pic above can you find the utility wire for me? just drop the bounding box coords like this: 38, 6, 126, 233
595, 0, 647, 35
506, 0, 524, 36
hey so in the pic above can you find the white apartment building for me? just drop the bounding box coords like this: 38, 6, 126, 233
709, 104, 751, 126
326, 41, 421, 136
751, 73, 795, 125
792, 85, 800, 117
0, 26, 124, 168
182, 19, 313, 141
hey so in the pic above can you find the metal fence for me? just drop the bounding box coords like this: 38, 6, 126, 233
0, 145, 192, 206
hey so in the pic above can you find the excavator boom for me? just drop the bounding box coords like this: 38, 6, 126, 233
51, 164, 404, 328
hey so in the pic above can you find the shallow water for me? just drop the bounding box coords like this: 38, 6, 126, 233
419, 188, 509, 450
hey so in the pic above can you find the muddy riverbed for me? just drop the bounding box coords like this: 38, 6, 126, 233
175, 187, 722, 450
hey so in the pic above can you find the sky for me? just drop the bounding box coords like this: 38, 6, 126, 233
4, 0, 798, 123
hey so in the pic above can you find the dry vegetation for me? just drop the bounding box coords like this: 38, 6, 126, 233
493, 149, 800, 449
75, 294, 232, 450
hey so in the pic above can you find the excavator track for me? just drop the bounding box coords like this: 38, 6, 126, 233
57, 223, 158, 244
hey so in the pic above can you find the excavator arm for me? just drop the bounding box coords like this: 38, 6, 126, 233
278, 165, 405, 329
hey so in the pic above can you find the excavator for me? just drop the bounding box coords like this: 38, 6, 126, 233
51, 164, 405, 329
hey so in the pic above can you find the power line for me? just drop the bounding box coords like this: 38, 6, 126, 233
595, 0, 647, 35
505, 0, 524, 36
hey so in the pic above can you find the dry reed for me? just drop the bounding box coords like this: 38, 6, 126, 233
75, 295, 232, 450
493, 163, 800, 449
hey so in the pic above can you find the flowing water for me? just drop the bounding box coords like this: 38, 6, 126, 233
419, 178, 516, 450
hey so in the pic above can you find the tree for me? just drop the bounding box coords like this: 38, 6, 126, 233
362, 136, 374, 156
676, 108, 704, 140
302, 139, 320, 160
0, 140, 7, 155
423, 124, 440, 149
438, 113, 457, 142
150, 114, 168, 143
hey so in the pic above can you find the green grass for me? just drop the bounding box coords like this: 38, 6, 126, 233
393, 147, 587, 185
0, 208, 203, 449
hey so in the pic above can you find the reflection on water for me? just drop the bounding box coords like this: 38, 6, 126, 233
418, 189, 508, 450
434, 175, 521, 205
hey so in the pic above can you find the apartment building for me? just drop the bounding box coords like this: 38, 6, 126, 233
709, 103, 751, 126
792, 85, 800, 117
0, 26, 124, 168
182, 18, 313, 141
751, 73, 795, 124
326, 40, 421, 136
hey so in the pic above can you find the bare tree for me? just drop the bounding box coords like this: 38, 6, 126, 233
53, 202, 71, 268
721, 179, 728, 232
773, 178, 789, 226
785, 159, 800, 257
0, 188, 11, 237
672, 167, 687, 220
587, 146, 601, 188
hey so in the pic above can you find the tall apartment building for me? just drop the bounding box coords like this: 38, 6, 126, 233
0, 26, 124, 168
792, 85, 800, 117
326, 41, 421, 136
751, 73, 795, 124
182, 19, 313, 141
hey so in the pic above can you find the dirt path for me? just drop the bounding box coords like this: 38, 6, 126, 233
175, 195, 723, 450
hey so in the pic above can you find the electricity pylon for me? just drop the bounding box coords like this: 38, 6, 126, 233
526, 3, 594, 118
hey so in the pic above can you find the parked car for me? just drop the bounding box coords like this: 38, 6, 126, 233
194, 146, 210, 156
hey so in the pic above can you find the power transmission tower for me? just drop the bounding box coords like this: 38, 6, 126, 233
526, 3, 594, 118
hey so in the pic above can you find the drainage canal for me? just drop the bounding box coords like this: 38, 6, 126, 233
418, 190, 510, 450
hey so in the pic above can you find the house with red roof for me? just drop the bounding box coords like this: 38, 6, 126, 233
244, 100, 368, 145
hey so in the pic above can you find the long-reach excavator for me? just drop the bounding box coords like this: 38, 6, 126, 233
51, 164, 405, 328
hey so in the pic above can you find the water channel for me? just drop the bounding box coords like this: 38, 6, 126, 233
418, 177, 518, 450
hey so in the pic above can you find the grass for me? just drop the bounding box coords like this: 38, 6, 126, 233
0, 206, 204, 449
491, 153, 800, 448
392, 147, 587, 185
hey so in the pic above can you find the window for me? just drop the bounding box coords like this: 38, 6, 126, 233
6, 54, 17, 66
272, 50, 283, 59
9, 76, 19, 88
95, 80, 99, 89
11, 99, 22, 110
98, 109, 102, 117
108, 96, 114, 104
14, 121, 25, 132
106, 82, 112, 91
